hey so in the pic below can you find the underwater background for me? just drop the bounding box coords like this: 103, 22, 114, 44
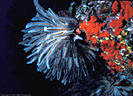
0, 0, 133, 96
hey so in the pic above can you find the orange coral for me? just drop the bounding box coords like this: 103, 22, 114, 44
79, 16, 106, 42
99, 31, 110, 38
78, 1, 133, 73
120, 1, 133, 21
110, 1, 133, 36
109, 19, 123, 36
112, 1, 133, 21
112, 1, 120, 14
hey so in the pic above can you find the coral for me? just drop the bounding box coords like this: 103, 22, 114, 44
78, 0, 133, 74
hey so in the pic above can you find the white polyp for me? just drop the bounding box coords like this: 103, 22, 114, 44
44, 27, 48, 31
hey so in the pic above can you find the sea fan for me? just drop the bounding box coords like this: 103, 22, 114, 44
19, 0, 98, 85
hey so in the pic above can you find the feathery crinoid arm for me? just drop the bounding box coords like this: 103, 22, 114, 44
19, 0, 89, 85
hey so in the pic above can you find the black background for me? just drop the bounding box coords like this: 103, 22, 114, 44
0, 0, 73, 95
